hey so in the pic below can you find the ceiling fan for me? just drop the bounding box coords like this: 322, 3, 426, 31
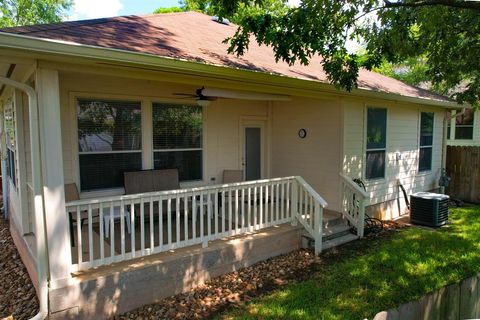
173, 86, 218, 102
172, 86, 292, 105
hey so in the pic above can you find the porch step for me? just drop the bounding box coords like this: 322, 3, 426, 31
322, 210, 345, 228
322, 233, 359, 250
322, 223, 352, 241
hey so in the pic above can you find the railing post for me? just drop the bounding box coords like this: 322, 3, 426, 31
314, 202, 323, 255
291, 179, 298, 226
357, 199, 366, 238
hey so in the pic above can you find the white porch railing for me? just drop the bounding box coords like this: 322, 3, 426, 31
66, 176, 328, 272
340, 174, 370, 238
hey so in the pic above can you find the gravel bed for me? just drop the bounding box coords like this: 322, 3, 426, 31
114, 249, 320, 320
0, 215, 39, 320
115, 221, 405, 320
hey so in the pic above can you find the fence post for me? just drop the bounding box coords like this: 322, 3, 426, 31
291, 179, 298, 226
314, 202, 323, 255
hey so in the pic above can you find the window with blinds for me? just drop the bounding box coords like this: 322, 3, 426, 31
77, 99, 142, 191
152, 103, 203, 181
419, 112, 434, 172
366, 107, 387, 180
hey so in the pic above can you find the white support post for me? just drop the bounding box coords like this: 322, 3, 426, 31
13, 89, 30, 234
358, 199, 366, 238
36, 68, 72, 287
291, 180, 298, 226
314, 202, 323, 255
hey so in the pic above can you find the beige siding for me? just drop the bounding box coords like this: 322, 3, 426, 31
271, 97, 342, 211
343, 99, 445, 219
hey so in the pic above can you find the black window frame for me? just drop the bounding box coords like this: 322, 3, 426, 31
365, 107, 387, 180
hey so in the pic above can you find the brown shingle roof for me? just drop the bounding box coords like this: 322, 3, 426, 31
0, 11, 451, 103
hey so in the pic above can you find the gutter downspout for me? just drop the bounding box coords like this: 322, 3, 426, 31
441, 108, 467, 193
0, 76, 48, 320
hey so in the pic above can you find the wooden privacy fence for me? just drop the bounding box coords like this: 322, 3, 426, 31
446, 146, 480, 203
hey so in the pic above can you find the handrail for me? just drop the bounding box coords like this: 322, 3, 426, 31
295, 176, 328, 208
339, 173, 369, 199
66, 176, 297, 207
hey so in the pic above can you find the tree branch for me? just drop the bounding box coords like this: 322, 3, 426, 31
384, 0, 480, 11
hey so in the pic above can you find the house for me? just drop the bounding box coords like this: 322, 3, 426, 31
0, 12, 461, 319
447, 108, 479, 146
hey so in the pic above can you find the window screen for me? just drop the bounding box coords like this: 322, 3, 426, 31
77, 98, 142, 191
419, 112, 434, 172
152, 103, 202, 181
366, 108, 387, 180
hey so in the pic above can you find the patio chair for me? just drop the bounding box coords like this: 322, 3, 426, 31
223, 169, 244, 184
124, 169, 184, 220
65, 183, 85, 246
65, 183, 131, 241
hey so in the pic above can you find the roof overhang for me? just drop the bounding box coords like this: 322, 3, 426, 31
0, 31, 464, 109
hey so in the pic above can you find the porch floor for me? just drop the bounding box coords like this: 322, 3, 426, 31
70, 209, 342, 265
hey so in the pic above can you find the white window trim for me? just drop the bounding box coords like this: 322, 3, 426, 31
364, 106, 388, 182
417, 111, 434, 174
448, 109, 475, 141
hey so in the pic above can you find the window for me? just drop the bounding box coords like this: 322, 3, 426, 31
419, 112, 434, 172
4, 99, 16, 186
366, 107, 387, 180
152, 103, 202, 181
77, 99, 142, 191
455, 109, 474, 140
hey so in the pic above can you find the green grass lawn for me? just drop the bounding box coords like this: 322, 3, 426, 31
219, 205, 480, 320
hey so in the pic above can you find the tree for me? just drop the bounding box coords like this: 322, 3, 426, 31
154, 0, 287, 24
153, 7, 185, 14
209, 0, 480, 106
0, 0, 72, 27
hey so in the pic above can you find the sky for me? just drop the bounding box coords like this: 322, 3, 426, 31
69, 0, 300, 20
69, 0, 181, 20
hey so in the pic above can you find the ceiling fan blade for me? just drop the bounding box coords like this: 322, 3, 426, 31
173, 96, 198, 100
172, 93, 198, 97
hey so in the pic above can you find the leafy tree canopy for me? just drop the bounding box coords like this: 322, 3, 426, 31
153, 7, 185, 14
155, 0, 287, 24
0, 0, 72, 27
208, 0, 480, 106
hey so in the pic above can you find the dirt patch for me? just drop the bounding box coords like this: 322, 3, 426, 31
0, 216, 39, 320
115, 222, 406, 320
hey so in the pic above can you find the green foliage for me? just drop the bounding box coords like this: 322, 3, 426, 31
0, 0, 72, 27
154, 0, 287, 24
153, 7, 185, 14
209, 0, 480, 106
220, 205, 480, 319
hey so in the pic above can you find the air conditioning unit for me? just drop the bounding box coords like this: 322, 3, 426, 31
410, 192, 450, 227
